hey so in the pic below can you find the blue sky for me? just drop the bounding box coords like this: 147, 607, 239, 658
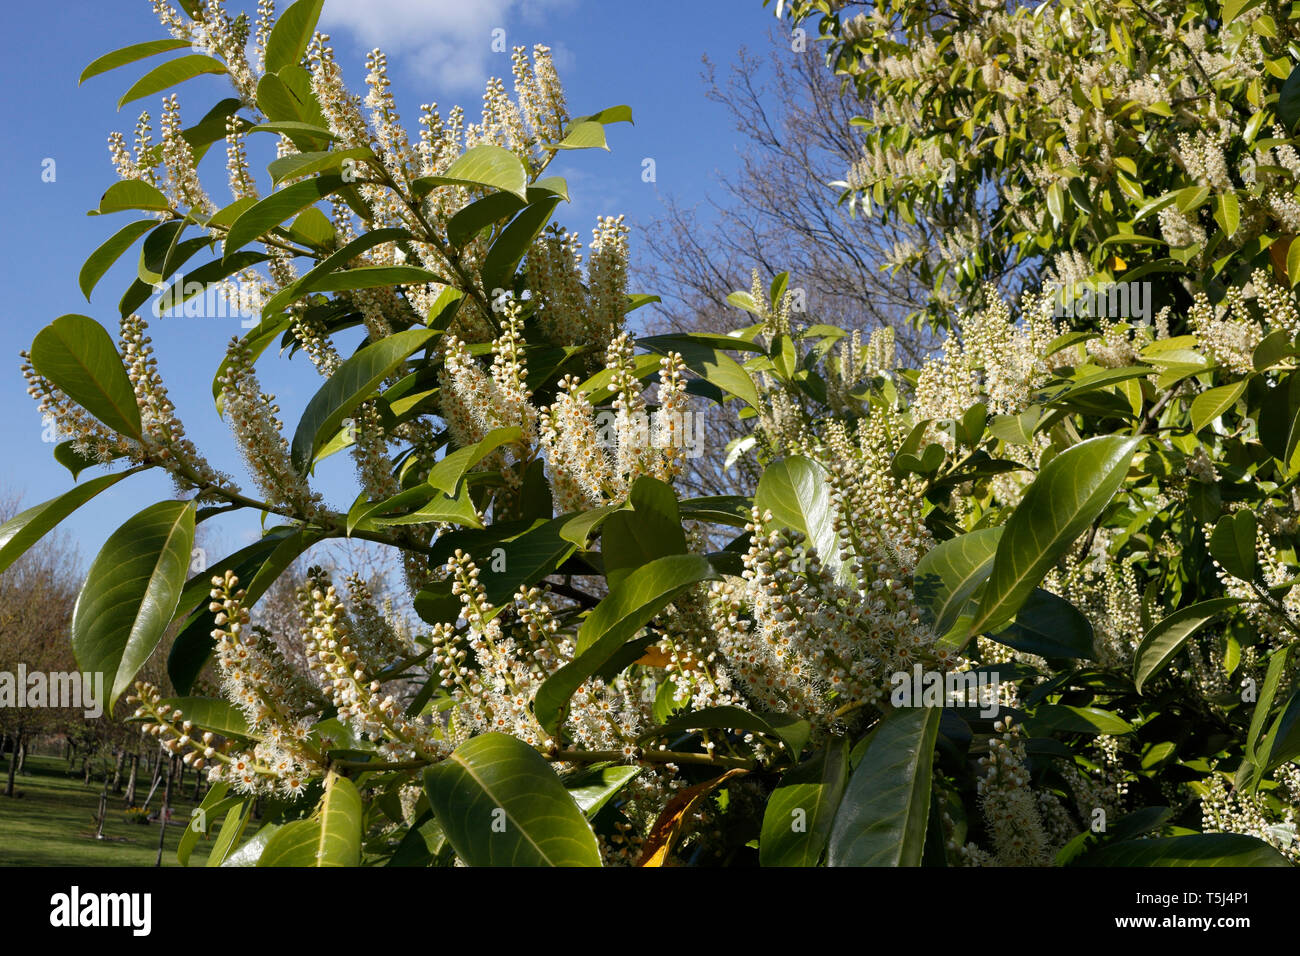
0, 0, 794, 570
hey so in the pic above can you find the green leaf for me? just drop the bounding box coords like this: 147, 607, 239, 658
645, 705, 811, 758
423, 733, 601, 866
158, 697, 251, 739
264, 0, 324, 73
1261, 687, 1300, 770
92, 180, 172, 216
54, 440, 124, 479
550, 120, 609, 150
71, 499, 196, 712
0, 472, 133, 575
259, 774, 362, 867
534, 554, 716, 737
118, 54, 228, 109
1133, 598, 1240, 694
563, 764, 641, 819
290, 328, 437, 472
205, 802, 253, 867
640, 334, 762, 411
427, 426, 523, 494
446, 191, 525, 248
1024, 704, 1133, 735
268, 147, 372, 186
1191, 380, 1248, 431
304, 265, 446, 294
965, 436, 1139, 645
481, 196, 561, 293
1216, 192, 1241, 236
225, 175, 344, 253
760, 740, 850, 867
754, 455, 843, 580
80, 38, 191, 84
601, 477, 687, 589
30, 314, 143, 439
1247, 646, 1291, 777
1074, 834, 1291, 867
988, 407, 1042, 445
559, 504, 623, 547
1210, 510, 1257, 581
1281, 62, 1300, 134
219, 822, 279, 867
259, 227, 412, 318
827, 705, 940, 867
990, 588, 1094, 659
912, 527, 1003, 634
79, 219, 157, 299
412, 144, 529, 201
177, 783, 232, 866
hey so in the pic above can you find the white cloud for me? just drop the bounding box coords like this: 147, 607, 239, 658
320, 0, 577, 92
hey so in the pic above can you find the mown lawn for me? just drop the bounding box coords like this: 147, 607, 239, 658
0, 752, 213, 866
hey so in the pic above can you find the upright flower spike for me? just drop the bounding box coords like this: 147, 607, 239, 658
121, 314, 234, 495
218, 337, 325, 517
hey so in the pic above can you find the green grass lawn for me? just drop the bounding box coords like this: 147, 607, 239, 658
0, 752, 214, 866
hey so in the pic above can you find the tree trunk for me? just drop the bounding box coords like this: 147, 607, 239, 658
191, 766, 202, 801
141, 752, 164, 812
4, 725, 21, 797
15, 736, 26, 776
111, 747, 126, 793
154, 755, 176, 867
124, 753, 139, 807
94, 777, 109, 840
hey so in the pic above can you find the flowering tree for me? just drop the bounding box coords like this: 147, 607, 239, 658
5, 0, 1300, 866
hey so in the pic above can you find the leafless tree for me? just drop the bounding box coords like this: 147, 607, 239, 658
633, 31, 942, 497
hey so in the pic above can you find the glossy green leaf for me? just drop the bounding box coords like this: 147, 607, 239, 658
259, 227, 412, 318
72, 499, 196, 712
1281, 62, 1300, 134
1191, 380, 1248, 432
912, 527, 1003, 634
754, 455, 843, 579
827, 705, 940, 867
225, 175, 343, 253
601, 477, 687, 589
158, 697, 251, 739
423, 733, 601, 866
966, 436, 1139, 645
534, 554, 716, 737
30, 314, 142, 439
79, 219, 157, 299
760, 739, 849, 867
1133, 598, 1240, 694
79, 38, 191, 84
264, 0, 324, 73
177, 783, 233, 866
563, 764, 641, 819
412, 144, 529, 201
290, 328, 437, 472
0, 472, 133, 575
219, 823, 279, 867
118, 54, 228, 109
990, 588, 1094, 659
1210, 510, 1257, 582
1075, 833, 1290, 867
1024, 704, 1133, 735
481, 196, 560, 293
258, 774, 362, 867
268, 147, 372, 186
646, 705, 811, 758
92, 180, 171, 216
